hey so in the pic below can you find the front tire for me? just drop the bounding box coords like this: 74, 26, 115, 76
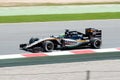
43, 41, 54, 52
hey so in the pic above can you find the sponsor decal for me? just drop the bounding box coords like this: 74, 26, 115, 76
65, 40, 77, 45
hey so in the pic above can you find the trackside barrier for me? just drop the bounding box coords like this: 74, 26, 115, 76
0, 48, 120, 60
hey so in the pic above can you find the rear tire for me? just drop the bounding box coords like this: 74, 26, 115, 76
90, 38, 101, 49
43, 41, 54, 52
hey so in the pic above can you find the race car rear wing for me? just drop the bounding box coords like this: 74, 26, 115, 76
85, 28, 102, 40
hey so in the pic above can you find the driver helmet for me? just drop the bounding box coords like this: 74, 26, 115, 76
65, 29, 69, 34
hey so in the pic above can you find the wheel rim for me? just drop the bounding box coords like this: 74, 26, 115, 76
47, 43, 53, 50
94, 40, 101, 48
44, 41, 54, 52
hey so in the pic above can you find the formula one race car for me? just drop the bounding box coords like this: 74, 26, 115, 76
20, 28, 102, 53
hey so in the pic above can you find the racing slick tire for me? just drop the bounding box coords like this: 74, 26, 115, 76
29, 37, 39, 44
90, 38, 101, 49
43, 41, 54, 52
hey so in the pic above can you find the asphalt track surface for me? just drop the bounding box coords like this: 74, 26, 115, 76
0, 19, 120, 55
0, 19, 120, 80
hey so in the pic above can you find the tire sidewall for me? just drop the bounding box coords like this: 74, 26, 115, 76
91, 38, 101, 49
43, 41, 54, 52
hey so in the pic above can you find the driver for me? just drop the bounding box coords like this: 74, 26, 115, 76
65, 29, 71, 38
65, 29, 83, 39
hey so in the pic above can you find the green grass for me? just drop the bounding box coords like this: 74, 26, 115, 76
0, 2, 120, 7
0, 12, 120, 23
